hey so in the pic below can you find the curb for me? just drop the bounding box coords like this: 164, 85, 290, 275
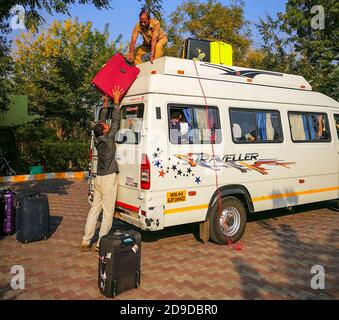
0, 171, 89, 183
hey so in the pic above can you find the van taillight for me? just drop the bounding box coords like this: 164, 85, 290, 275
89, 148, 93, 161
141, 153, 150, 190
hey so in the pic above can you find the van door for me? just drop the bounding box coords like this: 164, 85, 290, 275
115, 102, 146, 217
331, 112, 339, 198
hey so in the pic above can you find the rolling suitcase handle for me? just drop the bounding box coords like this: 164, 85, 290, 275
121, 234, 135, 248
124, 57, 135, 67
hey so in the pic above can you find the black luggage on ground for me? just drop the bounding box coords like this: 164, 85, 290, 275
182, 38, 211, 62
15, 192, 50, 243
98, 229, 141, 298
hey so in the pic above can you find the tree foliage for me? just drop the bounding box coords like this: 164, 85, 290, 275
257, 0, 338, 100
0, 0, 112, 116
13, 18, 123, 140
0, 27, 13, 113
137, 0, 163, 21
0, 0, 111, 29
165, 0, 251, 64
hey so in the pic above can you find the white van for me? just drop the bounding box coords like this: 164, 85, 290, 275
89, 57, 339, 244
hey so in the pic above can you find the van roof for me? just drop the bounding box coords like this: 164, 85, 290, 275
137, 56, 312, 91
124, 57, 338, 109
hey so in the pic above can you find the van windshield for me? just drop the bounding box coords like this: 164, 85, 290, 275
116, 103, 144, 145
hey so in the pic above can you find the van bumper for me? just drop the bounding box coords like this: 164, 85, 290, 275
114, 206, 164, 231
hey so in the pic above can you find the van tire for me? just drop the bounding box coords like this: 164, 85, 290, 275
209, 196, 247, 245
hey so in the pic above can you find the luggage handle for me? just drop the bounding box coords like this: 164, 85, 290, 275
124, 57, 135, 67
17, 191, 40, 198
121, 234, 135, 248
29, 192, 41, 198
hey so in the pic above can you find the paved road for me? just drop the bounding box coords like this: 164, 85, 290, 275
0, 179, 338, 300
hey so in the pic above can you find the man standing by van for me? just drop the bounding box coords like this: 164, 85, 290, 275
81, 86, 123, 251
127, 8, 167, 64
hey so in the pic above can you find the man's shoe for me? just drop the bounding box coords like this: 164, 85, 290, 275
81, 241, 91, 251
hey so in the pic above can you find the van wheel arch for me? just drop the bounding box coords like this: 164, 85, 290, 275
207, 185, 254, 220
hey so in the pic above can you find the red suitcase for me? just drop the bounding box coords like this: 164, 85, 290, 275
91, 53, 140, 101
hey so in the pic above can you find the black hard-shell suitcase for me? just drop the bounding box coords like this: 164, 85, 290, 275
182, 38, 211, 62
98, 229, 141, 298
15, 192, 50, 243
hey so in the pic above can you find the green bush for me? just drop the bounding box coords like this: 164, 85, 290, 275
0, 124, 90, 175
42, 141, 90, 172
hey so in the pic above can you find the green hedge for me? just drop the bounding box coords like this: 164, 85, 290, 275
0, 125, 90, 175
42, 141, 90, 172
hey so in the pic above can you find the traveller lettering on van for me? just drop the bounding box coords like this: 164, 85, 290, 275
175, 153, 295, 175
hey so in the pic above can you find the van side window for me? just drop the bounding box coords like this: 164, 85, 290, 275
230, 108, 283, 143
334, 114, 339, 139
288, 112, 331, 142
116, 103, 144, 145
168, 104, 221, 144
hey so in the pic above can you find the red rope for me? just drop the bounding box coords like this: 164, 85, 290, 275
193, 60, 224, 239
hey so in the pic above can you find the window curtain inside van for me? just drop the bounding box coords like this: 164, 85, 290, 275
266, 113, 274, 140
290, 114, 306, 140
308, 115, 316, 140
183, 108, 194, 143
193, 108, 210, 142
256, 112, 267, 140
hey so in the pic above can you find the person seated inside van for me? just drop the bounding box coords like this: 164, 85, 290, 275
169, 111, 182, 144
232, 123, 242, 142
244, 132, 256, 142
169, 111, 189, 144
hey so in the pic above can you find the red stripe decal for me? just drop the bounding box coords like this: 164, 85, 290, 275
116, 201, 139, 212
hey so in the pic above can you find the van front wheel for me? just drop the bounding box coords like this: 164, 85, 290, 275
209, 196, 247, 244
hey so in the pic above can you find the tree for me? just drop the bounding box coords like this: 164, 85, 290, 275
137, 0, 163, 21
0, 0, 112, 115
257, 0, 338, 100
165, 0, 251, 65
0, 1, 111, 28
13, 18, 123, 140
0, 24, 13, 113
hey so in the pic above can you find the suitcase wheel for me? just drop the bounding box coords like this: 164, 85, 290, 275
112, 280, 117, 298
135, 271, 140, 289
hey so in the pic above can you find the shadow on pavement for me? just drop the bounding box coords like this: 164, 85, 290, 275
234, 216, 338, 299
108, 218, 201, 244
247, 200, 336, 223
48, 215, 63, 238
0, 179, 75, 196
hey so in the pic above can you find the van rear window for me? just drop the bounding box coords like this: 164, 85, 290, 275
288, 111, 331, 142
116, 103, 144, 145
